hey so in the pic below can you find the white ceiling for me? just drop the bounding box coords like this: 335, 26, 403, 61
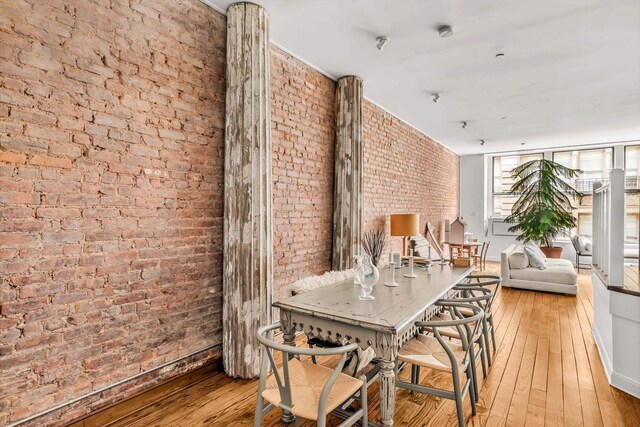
205, 0, 640, 155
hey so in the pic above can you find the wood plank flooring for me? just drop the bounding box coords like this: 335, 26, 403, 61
84, 262, 640, 427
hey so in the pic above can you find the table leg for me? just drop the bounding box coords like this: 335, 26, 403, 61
379, 359, 396, 426
280, 327, 297, 423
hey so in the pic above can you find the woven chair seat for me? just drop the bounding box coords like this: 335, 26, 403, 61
399, 334, 468, 372
425, 313, 483, 340
262, 358, 363, 421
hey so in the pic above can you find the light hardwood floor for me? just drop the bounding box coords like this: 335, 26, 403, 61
98, 262, 640, 427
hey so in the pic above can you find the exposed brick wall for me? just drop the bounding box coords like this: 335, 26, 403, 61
0, 0, 225, 425
0, 1, 459, 425
363, 101, 460, 257
270, 47, 336, 300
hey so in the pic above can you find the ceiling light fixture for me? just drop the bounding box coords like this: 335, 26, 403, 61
376, 36, 389, 51
438, 25, 453, 38
480, 139, 485, 146
495, 53, 505, 58
432, 93, 440, 103
461, 121, 468, 129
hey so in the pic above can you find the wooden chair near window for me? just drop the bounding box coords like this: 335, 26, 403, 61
471, 241, 490, 271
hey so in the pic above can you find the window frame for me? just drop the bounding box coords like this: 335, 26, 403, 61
491, 153, 544, 218
551, 147, 614, 193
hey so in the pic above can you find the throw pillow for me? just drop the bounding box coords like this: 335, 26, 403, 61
524, 246, 547, 270
525, 241, 547, 261
583, 237, 592, 252
508, 245, 529, 269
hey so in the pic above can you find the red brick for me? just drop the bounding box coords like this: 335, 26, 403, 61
29, 154, 73, 169
0, 151, 26, 164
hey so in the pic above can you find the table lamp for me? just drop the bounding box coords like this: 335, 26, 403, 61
390, 214, 420, 256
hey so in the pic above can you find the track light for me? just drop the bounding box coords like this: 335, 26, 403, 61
376, 36, 389, 51
438, 25, 453, 38
480, 139, 485, 146
432, 93, 440, 103
461, 121, 468, 129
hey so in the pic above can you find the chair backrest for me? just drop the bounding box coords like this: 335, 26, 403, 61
255, 322, 359, 417
453, 286, 493, 319
481, 241, 490, 260
416, 302, 484, 366
462, 274, 502, 303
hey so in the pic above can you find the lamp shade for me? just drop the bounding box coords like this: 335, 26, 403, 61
390, 214, 420, 236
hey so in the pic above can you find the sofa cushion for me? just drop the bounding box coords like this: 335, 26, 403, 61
508, 245, 529, 269
510, 259, 577, 285
524, 246, 546, 270
525, 242, 547, 261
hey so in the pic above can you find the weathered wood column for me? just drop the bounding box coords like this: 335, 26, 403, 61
332, 76, 364, 270
223, 2, 272, 379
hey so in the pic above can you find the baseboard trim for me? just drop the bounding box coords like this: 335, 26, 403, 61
66, 356, 222, 427
611, 371, 640, 398
592, 324, 613, 383
8, 344, 221, 427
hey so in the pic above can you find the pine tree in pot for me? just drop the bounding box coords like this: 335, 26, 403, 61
504, 159, 582, 258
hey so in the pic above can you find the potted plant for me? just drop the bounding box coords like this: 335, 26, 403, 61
504, 158, 581, 258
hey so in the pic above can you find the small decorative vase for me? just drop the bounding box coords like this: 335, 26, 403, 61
358, 256, 379, 300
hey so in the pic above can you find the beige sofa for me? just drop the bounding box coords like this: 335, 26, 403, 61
501, 244, 578, 295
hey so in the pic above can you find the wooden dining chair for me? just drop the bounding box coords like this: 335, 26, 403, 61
460, 274, 502, 359
396, 302, 484, 427
255, 322, 368, 427
471, 242, 490, 271
424, 286, 494, 400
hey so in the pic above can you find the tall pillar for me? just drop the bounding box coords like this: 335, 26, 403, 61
223, 2, 272, 379
332, 76, 364, 270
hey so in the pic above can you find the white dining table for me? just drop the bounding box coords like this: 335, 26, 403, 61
273, 263, 474, 426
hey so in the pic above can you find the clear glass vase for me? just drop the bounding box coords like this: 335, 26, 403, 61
358, 256, 379, 300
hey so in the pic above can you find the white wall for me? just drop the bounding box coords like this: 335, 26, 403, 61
592, 271, 640, 398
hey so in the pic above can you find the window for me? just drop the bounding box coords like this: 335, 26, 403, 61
624, 146, 640, 243
492, 154, 543, 217
552, 148, 613, 238
553, 148, 613, 192
625, 145, 640, 190
626, 194, 639, 242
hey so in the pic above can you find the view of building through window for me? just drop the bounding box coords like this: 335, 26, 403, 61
492, 154, 543, 217
625, 146, 640, 242
492, 146, 639, 242
552, 148, 612, 239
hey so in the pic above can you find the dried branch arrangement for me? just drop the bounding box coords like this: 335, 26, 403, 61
362, 229, 386, 266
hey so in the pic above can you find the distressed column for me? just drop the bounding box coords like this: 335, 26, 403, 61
223, 2, 272, 379
332, 76, 364, 270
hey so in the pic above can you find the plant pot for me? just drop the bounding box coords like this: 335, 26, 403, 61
540, 246, 563, 258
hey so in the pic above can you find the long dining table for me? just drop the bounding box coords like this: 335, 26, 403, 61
273, 263, 475, 426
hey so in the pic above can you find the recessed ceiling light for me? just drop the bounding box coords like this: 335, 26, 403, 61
495, 53, 505, 58
438, 25, 453, 38
521, 142, 526, 145
501, 116, 507, 119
